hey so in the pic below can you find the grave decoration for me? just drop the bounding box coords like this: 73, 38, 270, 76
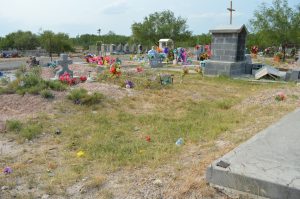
147, 47, 164, 68
26, 56, 39, 67
180, 66, 189, 83
275, 92, 286, 101
86, 55, 115, 66
110, 63, 122, 77
160, 74, 174, 85
59, 72, 78, 85
136, 66, 144, 73
3, 167, 12, 174
55, 54, 73, 78
251, 46, 259, 58
125, 80, 134, 88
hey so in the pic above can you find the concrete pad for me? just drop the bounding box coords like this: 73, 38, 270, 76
206, 109, 300, 199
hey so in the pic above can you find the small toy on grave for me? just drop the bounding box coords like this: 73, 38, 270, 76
3, 166, 12, 174
275, 92, 286, 101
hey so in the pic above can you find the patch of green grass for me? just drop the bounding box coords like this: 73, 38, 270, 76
46, 80, 67, 91
40, 89, 55, 99
6, 120, 23, 132
20, 123, 43, 140
67, 88, 104, 105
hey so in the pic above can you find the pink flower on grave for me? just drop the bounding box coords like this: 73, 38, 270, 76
275, 92, 286, 101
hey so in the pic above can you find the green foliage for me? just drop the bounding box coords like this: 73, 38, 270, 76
0, 30, 39, 50
40, 89, 55, 99
67, 88, 104, 105
6, 120, 23, 132
6, 119, 44, 140
39, 30, 74, 55
0, 68, 66, 96
67, 88, 88, 103
20, 123, 43, 140
249, 0, 300, 49
131, 10, 192, 47
46, 80, 67, 91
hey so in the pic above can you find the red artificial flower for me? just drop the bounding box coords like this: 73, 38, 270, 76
110, 66, 116, 74
136, 66, 143, 73
145, 135, 151, 142
80, 76, 87, 82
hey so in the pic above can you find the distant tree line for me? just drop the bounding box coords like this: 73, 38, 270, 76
0, 0, 299, 55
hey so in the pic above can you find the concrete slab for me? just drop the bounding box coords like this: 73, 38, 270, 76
206, 109, 300, 199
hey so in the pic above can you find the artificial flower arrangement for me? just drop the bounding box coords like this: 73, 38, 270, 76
59, 72, 87, 85
59, 72, 76, 85
136, 66, 144, 73
109, 63, 121, 77
125, 80, 134, 88
180, 66, 189, 83
251, 46, 259, 54
275, 92, 286, 101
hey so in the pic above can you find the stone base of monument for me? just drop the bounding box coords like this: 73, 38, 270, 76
206, 109, 300, 199
204, 60, 251, 76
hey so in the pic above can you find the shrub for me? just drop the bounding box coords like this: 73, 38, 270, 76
82, 92, 105, 105
20, 123, 43, 140
6, 120, 23, 132
67, 88, 88, 104
40, 89, 55, 99
67, 88, 104, 105
46, 80, 67, 91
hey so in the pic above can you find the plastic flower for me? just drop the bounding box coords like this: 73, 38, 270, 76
76, 151, 85, 158
145, 135, 151, 142
125, 80, 134, 88
3, 167, 12, 174
136, 66, 143, 73
275, 92, 286, 101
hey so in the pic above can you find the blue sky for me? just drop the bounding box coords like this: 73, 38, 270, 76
0, 0, 298, 37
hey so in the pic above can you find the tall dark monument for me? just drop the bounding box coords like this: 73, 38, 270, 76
204, 25, 250, 76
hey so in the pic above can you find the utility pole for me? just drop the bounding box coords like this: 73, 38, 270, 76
227, 1, 235, 25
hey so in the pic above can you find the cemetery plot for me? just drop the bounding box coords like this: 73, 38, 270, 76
0, 54, 300, 199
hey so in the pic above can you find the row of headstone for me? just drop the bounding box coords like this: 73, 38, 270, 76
89, 44, 143, 55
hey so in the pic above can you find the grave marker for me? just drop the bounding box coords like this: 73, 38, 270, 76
55, 54, 73, 78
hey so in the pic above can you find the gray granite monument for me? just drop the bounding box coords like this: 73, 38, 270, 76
204, 25, 250, 76
55, 54, 73, 78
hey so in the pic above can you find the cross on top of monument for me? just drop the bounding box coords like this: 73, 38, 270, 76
55, 54, 73, 78
227, 0, 235, 25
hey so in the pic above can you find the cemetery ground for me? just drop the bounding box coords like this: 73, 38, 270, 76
0, 58, 300, 198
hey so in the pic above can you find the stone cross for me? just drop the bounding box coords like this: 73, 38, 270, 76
55, 54, 73, 78
227, 0, 235, 25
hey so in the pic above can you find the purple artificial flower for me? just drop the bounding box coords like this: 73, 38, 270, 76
3, 167, 12, 174
125, 80, 134, 88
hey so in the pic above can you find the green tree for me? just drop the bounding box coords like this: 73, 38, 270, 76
39, 31, 74, 56
0, 31, 39, 50
131, 10, 192, 48
249, 0, 300, 60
